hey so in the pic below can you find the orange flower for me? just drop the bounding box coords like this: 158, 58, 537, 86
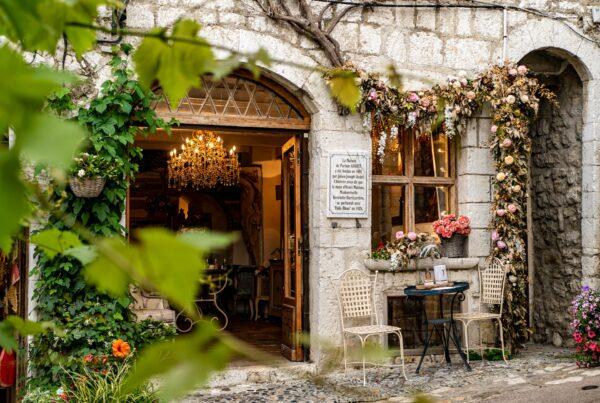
111, 339, 130, 359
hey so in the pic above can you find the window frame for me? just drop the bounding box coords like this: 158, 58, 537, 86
372, 129, 457, 233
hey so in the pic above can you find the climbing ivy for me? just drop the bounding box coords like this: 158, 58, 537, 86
29, 45, 176, 387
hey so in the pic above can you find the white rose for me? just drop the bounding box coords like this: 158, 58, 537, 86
506, 95, 516, 104
78, 169, 85, 178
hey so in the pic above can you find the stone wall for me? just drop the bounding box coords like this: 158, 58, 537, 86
27, 0, 600, 366
530, 64, 584, 346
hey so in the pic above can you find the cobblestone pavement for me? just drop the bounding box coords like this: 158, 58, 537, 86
182, 345, 600, 402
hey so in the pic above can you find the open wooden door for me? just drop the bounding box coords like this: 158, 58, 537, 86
281, 136, 303, 361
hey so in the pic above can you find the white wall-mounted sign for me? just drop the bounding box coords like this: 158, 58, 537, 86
327, 151, 369, 218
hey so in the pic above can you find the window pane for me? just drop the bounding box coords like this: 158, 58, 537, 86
414, 133, 450, 177
371, 184, 406, 247
372, 132, 405, 176
414, 185, 451, 233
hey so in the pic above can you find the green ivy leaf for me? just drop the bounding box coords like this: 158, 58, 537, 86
327, 69, 360, 112
0, 151, 31, 252
31, 228, 83, 259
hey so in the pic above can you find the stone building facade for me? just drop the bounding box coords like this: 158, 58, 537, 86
36, 0, 600, 365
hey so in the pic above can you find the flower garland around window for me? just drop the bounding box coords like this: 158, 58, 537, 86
333, 62, 556, 351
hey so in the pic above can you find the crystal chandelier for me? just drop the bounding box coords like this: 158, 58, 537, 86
168, 130, 240, 189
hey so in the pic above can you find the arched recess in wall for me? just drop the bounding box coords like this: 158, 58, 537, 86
519, 48, 585, 346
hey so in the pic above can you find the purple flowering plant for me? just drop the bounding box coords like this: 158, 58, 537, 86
570, 285, 600, 367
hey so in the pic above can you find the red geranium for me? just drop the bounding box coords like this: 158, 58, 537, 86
433, 214, 471, 238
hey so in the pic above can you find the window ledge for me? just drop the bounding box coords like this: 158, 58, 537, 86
364, 257, 479, 272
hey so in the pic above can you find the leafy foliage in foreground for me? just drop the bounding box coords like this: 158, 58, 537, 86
29, 48, 176, 388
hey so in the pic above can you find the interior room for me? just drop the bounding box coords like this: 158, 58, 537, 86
130, 127, 292, 357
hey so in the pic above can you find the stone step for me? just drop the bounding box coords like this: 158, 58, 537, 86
205, 362, 317, 388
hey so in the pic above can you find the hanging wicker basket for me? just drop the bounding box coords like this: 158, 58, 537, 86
441, 234, 467, 258
69, 177, 106, 198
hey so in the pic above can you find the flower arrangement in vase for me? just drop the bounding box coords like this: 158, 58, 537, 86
387, 231, 437, 271
364, 242, 392, 271
68, 153, 120, 198
570, 286, 600, 368
433, 214, 471, 258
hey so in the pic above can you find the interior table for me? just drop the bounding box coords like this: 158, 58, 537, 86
404, 281, 472, 373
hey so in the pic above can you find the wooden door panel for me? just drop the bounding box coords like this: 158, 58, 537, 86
280, 136, 303, 361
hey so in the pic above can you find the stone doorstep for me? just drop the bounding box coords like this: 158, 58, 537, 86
206, 361, 317, 388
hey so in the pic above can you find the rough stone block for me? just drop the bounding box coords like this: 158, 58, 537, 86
156, 7, 184, 27
358, 25, 382, 55
331, 22, 359, 54
408, 32, 443, 65
437, 9, 455, 35
126, 4, 155, 29
582, 121, 600, 143
478, 117, 493, 147
462, 117, 478, 148
459, 202, 492, 229
472, 10, 502, 38
457, 174, 491, 204
416, 9, 436, 30
445, 38, 491, 70
457, 147, 495, 175
456, 9, 471, 36
467, 228, 491, 257
219, 11, 246, 26
383, 30, 407, 63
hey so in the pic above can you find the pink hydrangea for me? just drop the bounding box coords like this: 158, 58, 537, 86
395, 231, 404, 240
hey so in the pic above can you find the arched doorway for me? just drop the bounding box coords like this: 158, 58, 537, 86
521, 49, 584, 346
129, 69, 311, 361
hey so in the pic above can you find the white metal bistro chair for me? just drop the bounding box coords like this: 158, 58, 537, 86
337, 269, 407, 385
454, 256, 508, 364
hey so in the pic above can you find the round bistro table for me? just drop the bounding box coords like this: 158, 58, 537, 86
404, 281, 472, 373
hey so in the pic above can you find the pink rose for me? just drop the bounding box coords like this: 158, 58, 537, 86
466, 91, 476, 100
501, 138, 512, 148
507, 204, 517, 213
496, 209, 506, 217
407, 232, 417, 241
491, 125, 498, 133
395, 231, 405, 240
368, 89, 378, 100
491, 230, 500, 241
420, 98, 431, 108
574, 332, 583, 343
517, 65, 528, 75
589, 342, 598, 352
588, 330, 597, 339
408, 92, 419, 103
496, 240, 507, 249
508, 68, 518, 76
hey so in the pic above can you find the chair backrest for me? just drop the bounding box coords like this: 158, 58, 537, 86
337, 269, 377, 329
479, 257, 506, 311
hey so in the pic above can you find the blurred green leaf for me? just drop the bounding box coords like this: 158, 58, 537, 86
0, 316, 57, 353
83, 228, 234, 314
179, 230, 237, 251
0, 151, 31, 252
65, 244, 98, 264
133, 19, 215, 108
123, 322, 235, 401
328, 70, 360, 112
211, 55, 241, 81
246, 47, 271, 79
31, 228, 83, 259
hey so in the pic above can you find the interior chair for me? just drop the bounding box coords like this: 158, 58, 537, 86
454, 256, 508, 363
253, 266, 270, 321
233, 266, 255, 319
337, 269, 407, 385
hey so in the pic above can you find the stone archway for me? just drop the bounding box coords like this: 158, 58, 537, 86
520, 50, 584, 346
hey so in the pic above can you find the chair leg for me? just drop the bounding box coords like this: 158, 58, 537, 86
498, 318, 508, 364
462, 321, 470, 364
360, 336, 367, 386
254, 298, 259, 321
342, 334, 348, 374
397, 331, 408, 381
479, 322, 484, 366
249, 299, 254, 320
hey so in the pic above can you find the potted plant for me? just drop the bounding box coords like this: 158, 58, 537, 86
364, 242, 392, 271
387, 231, 437, 271
570, 286, 600, 368
433, 214, 471, 258
68, 153, 117, 198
